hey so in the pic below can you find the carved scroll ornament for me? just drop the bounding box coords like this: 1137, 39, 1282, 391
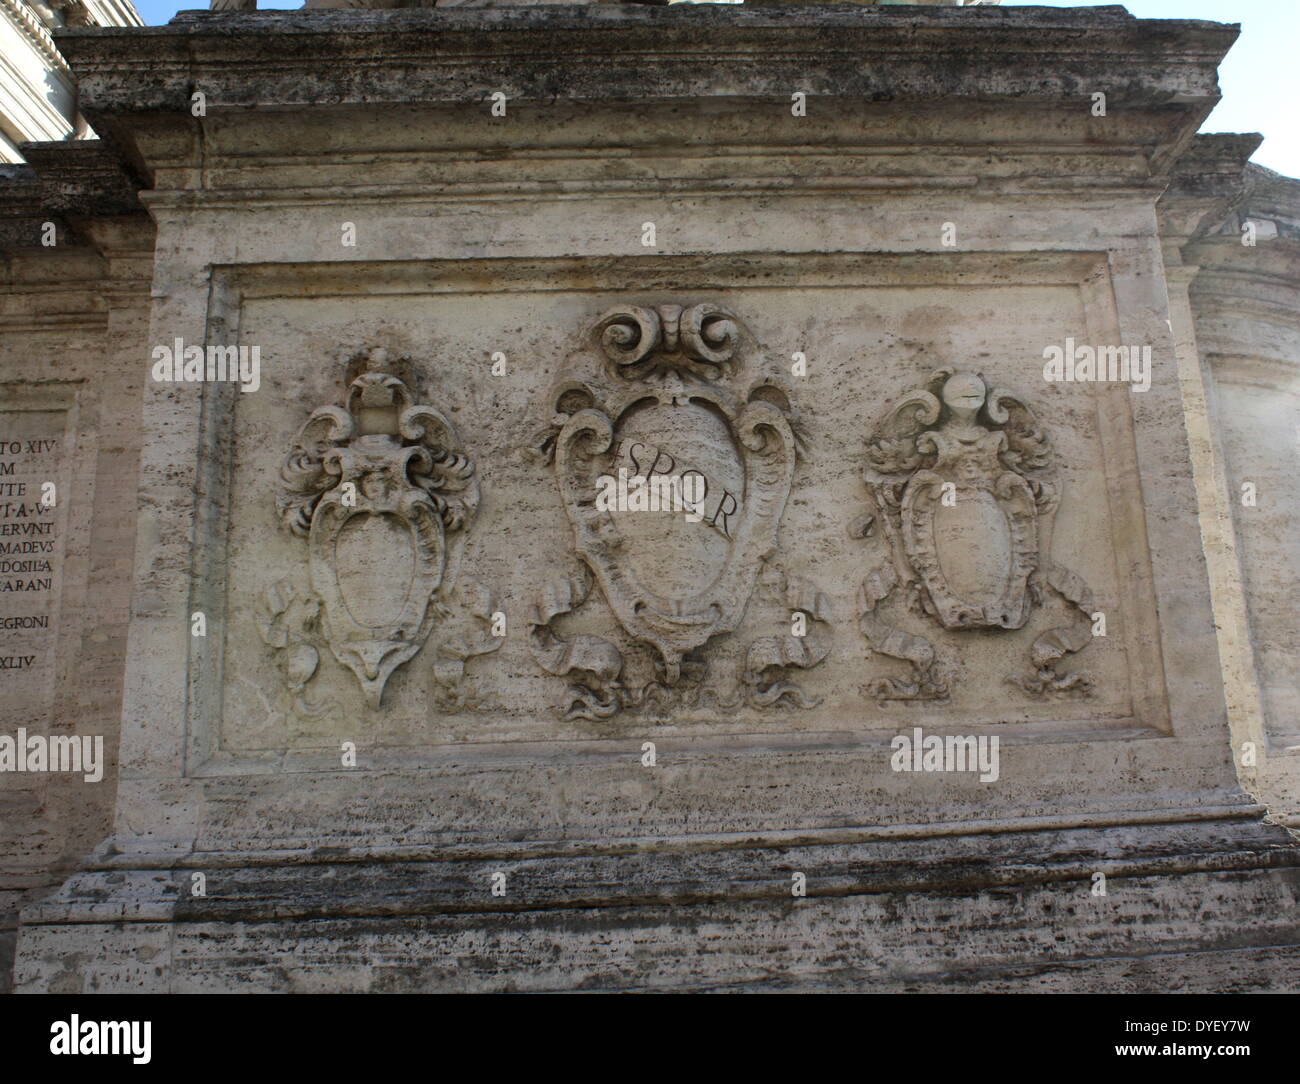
271, 348, 480, 709
856, 368, 1096, 701
531, 303, 829, 719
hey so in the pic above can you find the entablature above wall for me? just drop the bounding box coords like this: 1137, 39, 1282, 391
55, 6, 1236, 199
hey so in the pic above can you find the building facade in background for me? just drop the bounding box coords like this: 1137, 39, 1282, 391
0, 0, 140, 161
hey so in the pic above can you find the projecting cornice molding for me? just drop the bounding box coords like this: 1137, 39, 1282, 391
50, 6, 1242, 199
21, 138, 144, 215
0, 139, 144, 248
1157, 132, 1263, 243
56, 6, 1234, 117
1240, 164, 1300, 238
1188, 242, 1300, 334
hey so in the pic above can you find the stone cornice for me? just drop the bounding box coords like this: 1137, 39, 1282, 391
0, 162, 60, 248
21, 138, 144, 215
1188, 241, 1300, 343
0, 139, 145, 250
1199, 350, 1300, 391
1241, 164, 1300, 236
57, 6, 1235, 127
1157, 132, 1262, 243
52, 5, 1243, 201
1187, 232, 1300, 286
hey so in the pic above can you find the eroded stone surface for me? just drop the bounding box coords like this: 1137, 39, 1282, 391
0, 4, 1296, 992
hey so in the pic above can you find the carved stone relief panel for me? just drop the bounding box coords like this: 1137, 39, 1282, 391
260, 348, 498, 711
211, 263, 1150, 758
855, 368, 1097, 703
530, 303, 831, 719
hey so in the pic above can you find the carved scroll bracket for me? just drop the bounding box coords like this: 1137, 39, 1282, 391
856, 561, 949, 704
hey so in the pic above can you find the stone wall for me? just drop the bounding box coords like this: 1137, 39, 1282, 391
1, 4, 1297, 992
0, 150, 152, 990
1184, 165, 1300, 824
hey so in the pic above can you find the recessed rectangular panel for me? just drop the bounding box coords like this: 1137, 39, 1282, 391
205, 256, 1164, 763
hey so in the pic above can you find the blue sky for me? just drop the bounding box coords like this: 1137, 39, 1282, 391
128, 1, 1299, 178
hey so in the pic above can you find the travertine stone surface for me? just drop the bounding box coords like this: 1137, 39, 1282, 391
15, 814, 1300, 992
1, 5, 1296, 991
1186, 171, 1300, 822
0, 189, 152, 991
1158, 139, 1300, 826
